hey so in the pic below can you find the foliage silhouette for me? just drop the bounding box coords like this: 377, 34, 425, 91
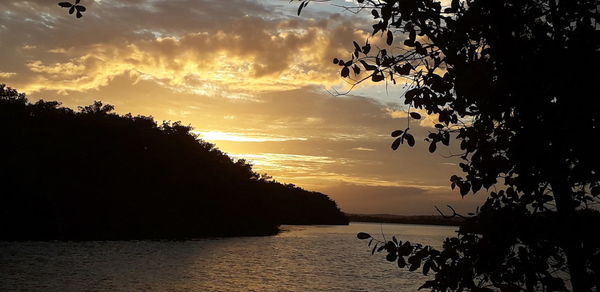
297, 0, 600, 291
0, 85, 348, 240
58, 0, 86, 18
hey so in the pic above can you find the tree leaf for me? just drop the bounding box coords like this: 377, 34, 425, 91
372, 73, 384, 82
386, 30, 393, 46
391, 137, 402, 150
362, 43, 371, 54
397, 256, 406, 268
353, 41, 362, 53
404, 88, 420, 102
442, 132, 450, 146
386, 252, 397, 262
397, 63, 412, 75
371, 9, 379, 19
405, 133, 415, 147
430, 260, 439, 272
451, 0, 459, 10
391, 130, 404, 137
399, 241, 412, 256
409, 112, 422, 119
357, 232, 371, 239
58, 2, 72, 8
423, 260, 431, 275
409, 261, 420, 271
297, 1, 307, 16
341, 66, 350, 78
429, 142, 437, 153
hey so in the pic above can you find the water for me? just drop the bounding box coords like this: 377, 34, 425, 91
1, 223, 457, 291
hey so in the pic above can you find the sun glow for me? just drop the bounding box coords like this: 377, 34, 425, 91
194, 131, 307, 142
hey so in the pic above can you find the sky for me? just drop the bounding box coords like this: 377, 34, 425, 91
0, 0, 484, 215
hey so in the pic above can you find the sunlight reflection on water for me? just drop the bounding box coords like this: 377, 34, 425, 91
0, 223, 456, 291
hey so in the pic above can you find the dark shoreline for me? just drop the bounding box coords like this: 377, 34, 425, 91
0, 221, 355, 241
347, 213, 463, 226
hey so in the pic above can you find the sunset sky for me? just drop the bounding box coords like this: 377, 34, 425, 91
0, 0, 483, 215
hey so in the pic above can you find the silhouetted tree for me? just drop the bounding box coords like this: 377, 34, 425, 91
297, 0, 599, 291
0, 84, 347, 240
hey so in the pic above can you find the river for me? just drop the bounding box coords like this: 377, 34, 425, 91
1, 222, 457, 291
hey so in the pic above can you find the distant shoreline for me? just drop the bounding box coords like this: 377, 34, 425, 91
346, 213, 463, 227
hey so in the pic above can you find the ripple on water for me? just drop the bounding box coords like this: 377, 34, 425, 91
0, 222, 457, 291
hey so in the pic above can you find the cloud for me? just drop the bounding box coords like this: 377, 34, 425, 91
1, 0, 368, 97
0, 72, 17, 78
352, 147, 375, 151
22, 19, 360, 94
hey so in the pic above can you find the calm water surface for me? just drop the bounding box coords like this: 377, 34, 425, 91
1, 223, 457, 291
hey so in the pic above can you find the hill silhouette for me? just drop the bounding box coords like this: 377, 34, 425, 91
0, 84, 348, 240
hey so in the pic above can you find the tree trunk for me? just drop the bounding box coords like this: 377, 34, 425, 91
550, 177, 589, 292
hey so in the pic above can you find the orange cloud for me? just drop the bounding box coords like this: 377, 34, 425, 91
13, 16, 367, 97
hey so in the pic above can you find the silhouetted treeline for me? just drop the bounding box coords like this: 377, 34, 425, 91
347, 214, 463, 226
0, 85, 347, 240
